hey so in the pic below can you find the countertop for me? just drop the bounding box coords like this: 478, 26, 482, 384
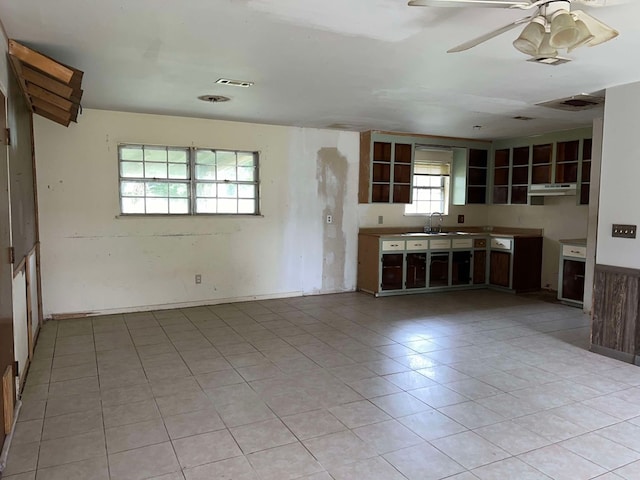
359, 226, 543, 239
559, 238, 587, 246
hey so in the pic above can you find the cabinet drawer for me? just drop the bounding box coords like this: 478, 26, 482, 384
490, 237, 512, 251
406, 240, 429, 251
452, 239, 473, 249
562, 245, 586, 259
430, 239, 452, 250
474, 238, 487, 248
381, 240, 405, 251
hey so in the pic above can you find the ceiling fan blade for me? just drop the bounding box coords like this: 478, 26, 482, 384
408, 0, 531, 8
447, 16, 531, 52
572, 10, 619, 46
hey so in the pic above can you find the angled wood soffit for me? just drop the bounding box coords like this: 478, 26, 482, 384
8, 39, 84, 127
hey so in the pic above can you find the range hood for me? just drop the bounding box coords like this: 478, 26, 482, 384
528, 184, 577, 197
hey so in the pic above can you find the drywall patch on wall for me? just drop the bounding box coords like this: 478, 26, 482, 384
317, 147, 348, 292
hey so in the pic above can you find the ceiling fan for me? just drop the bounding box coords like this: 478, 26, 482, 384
408, 0, 619, 58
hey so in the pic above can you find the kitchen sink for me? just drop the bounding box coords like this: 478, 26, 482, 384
403, 232, 448, 236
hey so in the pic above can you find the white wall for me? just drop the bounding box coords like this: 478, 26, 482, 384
34, 109, 359, 316
12, 272, 27, 381
597, 81, 640, 268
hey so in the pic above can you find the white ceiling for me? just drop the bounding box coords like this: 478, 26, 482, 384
1, 0, 639, 139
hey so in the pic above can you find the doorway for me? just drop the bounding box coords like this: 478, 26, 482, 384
0, 90, 14, 451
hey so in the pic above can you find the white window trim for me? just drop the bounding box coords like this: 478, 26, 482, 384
118, 144, 260, 216
404, 159, 451, 216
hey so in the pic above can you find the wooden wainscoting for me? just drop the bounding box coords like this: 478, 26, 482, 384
591, 264, 640, 365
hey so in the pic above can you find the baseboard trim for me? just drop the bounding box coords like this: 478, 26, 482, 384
45, 288, 357, 319
590, 343, 637, 365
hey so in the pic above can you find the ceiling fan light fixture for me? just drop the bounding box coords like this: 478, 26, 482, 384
568, 19, 595, 52
536, 33, 558, 58
549, 11, 580, 48
572, 10, 619, 47
513, 17, 546, 56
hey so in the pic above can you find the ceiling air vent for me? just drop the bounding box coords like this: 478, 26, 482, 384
537, 94, 605, 112
198, 95, 231, 103
216, 78, 254, 88
527, 56, 571, 66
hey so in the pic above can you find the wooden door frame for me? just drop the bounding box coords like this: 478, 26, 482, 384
0, 88, 15, 452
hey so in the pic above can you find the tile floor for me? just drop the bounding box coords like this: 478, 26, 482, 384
4, 290, 640, 480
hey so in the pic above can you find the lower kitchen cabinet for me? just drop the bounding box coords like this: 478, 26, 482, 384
490, 251, 511, 288
429, 252, 450, 287
473, 250, 486, 284
406, 253, 427, 289
452, 251, 472, 285
489, 236, 543, 292
381, 253, 403, 291
357, 232, 541, 296
558, 240, 587, 306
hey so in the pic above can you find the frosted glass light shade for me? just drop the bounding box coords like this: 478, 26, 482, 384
537, 33, 558, 57
550, 12, 579, 48
513, 18, 545, 56
568, 19, 595, 52
572, 10, 619, 47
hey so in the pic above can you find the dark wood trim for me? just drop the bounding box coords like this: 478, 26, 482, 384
35, 243, 44, 327
25, 253, 34, 360
2, 366, 13, 435
590, 344, 636, 364
12, 258, 25, 278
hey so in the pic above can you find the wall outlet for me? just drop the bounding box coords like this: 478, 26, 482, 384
195, 274, 202, 284
326, 215, 333, 224
457, 215, 464, 224
378, 216, 383, 225
612, 224, 637, 239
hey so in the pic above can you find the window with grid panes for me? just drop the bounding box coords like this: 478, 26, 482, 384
119, 144, 259, 215
404, 160, 450, 215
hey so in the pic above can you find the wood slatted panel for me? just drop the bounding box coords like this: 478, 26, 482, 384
2, 366, 13, 435
8, 40, 83, 127
592, 264, 640, 356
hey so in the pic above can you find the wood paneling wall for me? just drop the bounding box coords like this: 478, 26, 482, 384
592, 264, 640, 362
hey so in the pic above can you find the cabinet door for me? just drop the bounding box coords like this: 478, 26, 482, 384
473, 250, 486, 284
452, 251, 471, 285
467, 149, 488, 204
493, 149, 510, 205
381, 253, 404, 290
392, 143, 412, 203
490, 251, 511, 287
406, 253, 427, 289
372, 141, 392, 203
429, 252, 450, 287
562, 259, 585, 302
580, 138, 592, 205
531, 144, 552, 184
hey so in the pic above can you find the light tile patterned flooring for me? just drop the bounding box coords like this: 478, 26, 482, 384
4, 290, 640, 479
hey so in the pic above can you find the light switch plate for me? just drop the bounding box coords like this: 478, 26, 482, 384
612, 224, 637, 239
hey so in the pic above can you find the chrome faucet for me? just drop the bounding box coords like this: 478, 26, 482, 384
424, 212, 444, 233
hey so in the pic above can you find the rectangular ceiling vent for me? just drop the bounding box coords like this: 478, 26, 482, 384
527, 56, 572, 66
537, 94, 605, 112
216, 78, 254, 88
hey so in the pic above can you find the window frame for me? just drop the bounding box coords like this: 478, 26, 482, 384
118, 143, 261, 216
404, 159, 451, 216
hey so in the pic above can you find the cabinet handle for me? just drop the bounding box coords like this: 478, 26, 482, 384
390, 244, 399, 247
570, 250, 582, 254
